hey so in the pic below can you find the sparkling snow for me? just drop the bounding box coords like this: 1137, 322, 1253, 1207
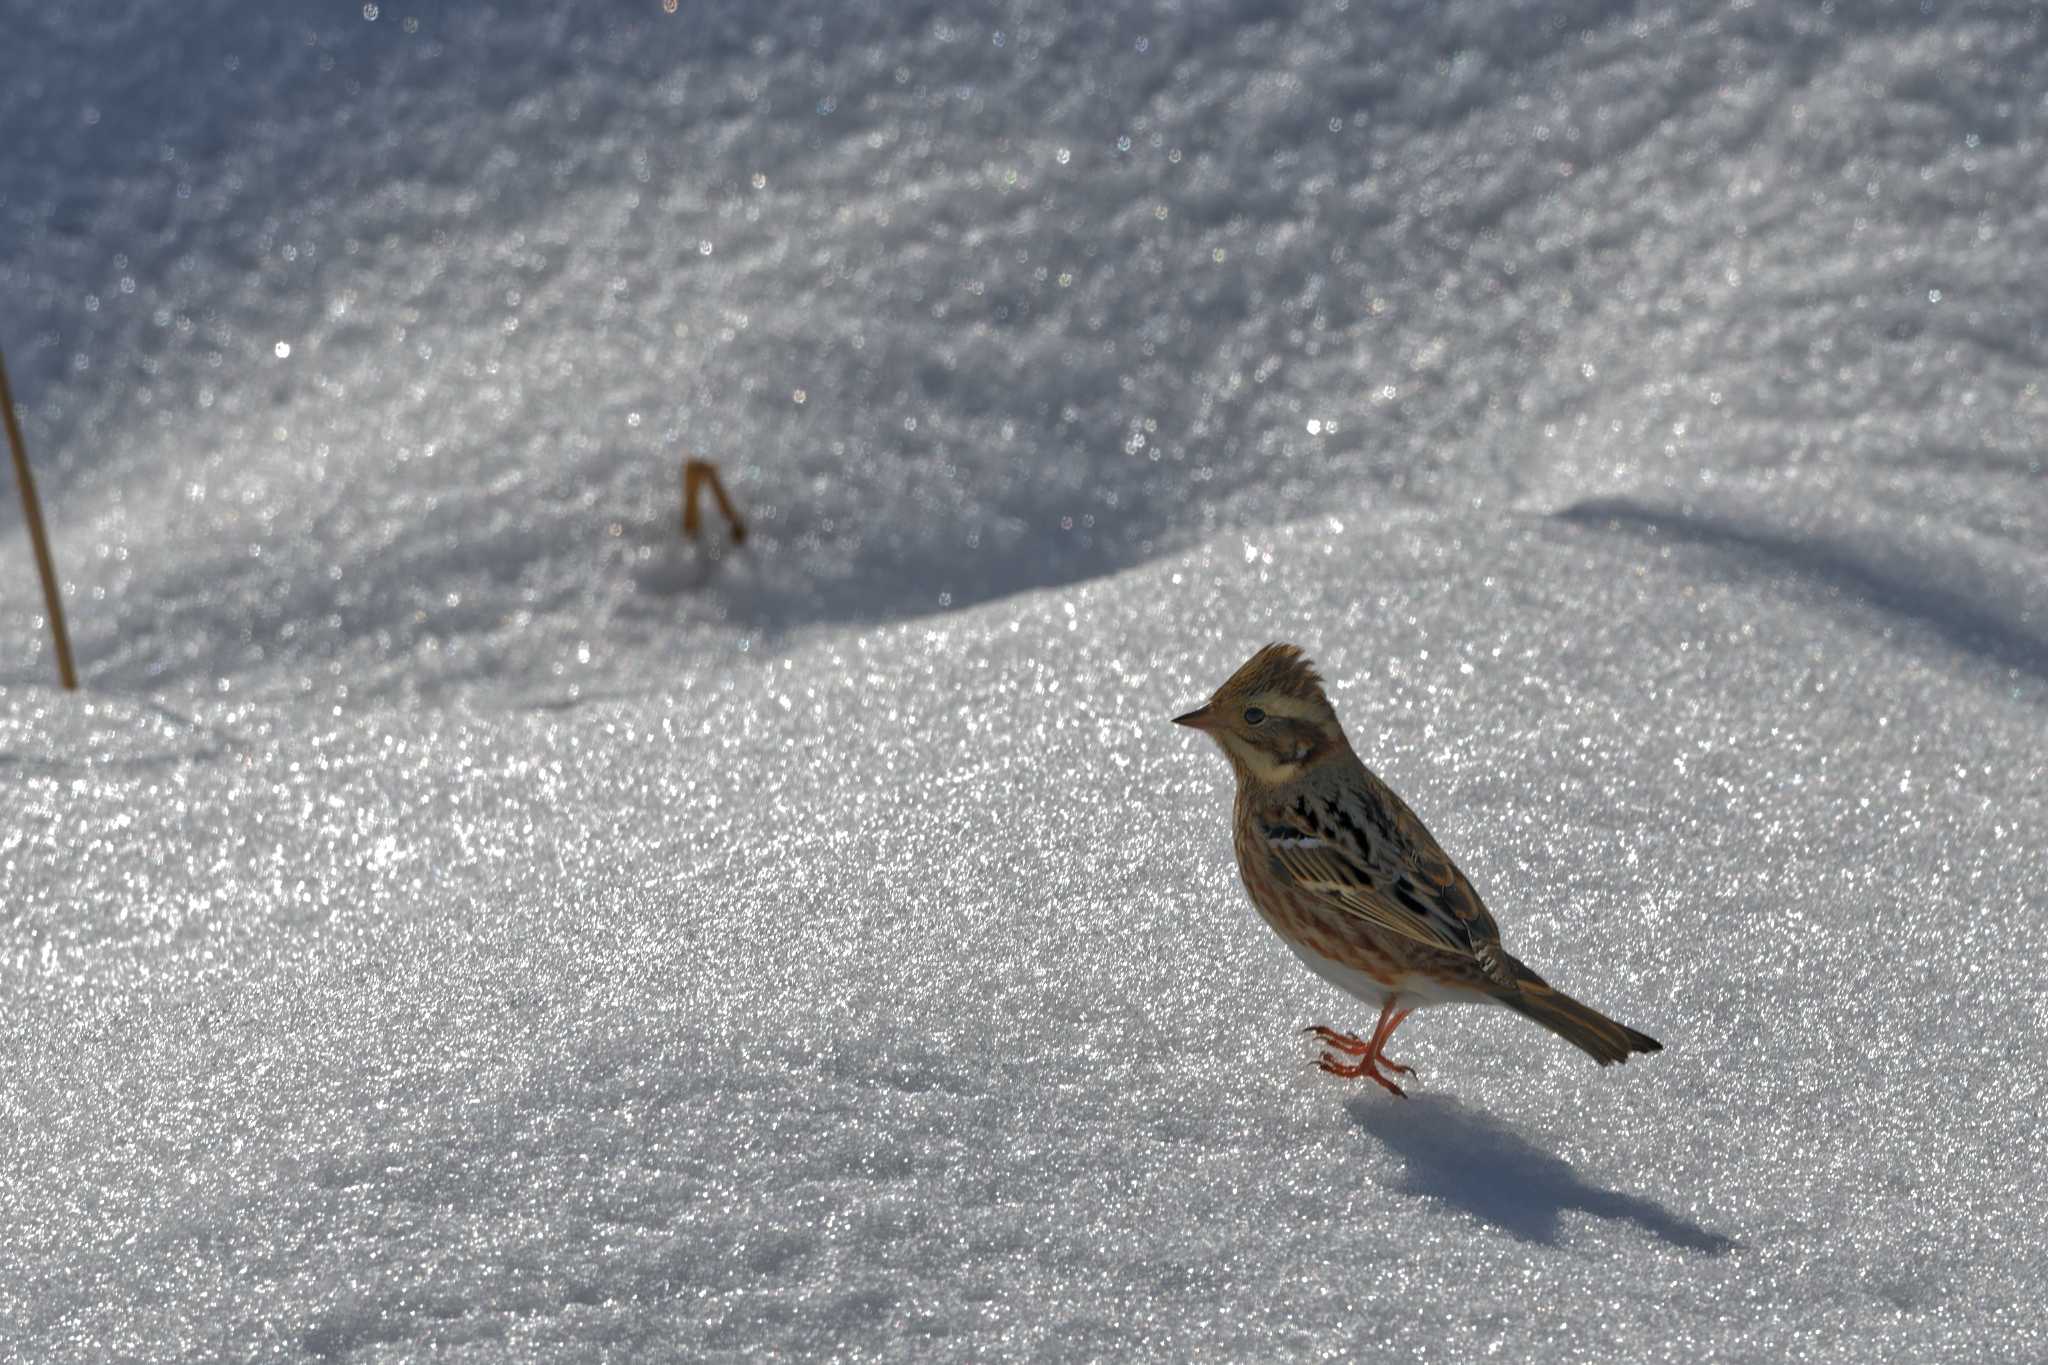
4, 2, 2046, 1360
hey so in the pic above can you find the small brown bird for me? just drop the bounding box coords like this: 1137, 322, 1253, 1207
1175, 643, 1660, 1096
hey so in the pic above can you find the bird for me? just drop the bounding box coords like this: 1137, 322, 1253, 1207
1174, 643, 1660, 1096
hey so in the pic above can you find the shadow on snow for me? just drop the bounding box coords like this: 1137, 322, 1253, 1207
1554, 497, 2048, 686
1350, 1093, 1736, 1255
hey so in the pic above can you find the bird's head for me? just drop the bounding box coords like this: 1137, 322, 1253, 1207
1174, 643, 1346, 786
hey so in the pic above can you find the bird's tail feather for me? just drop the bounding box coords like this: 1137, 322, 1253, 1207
1498, 973, 1662, 1066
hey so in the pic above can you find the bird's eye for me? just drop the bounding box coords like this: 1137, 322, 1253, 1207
1243, 706, 1266, 726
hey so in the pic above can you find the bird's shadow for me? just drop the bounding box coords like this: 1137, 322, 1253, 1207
1350, 1093, 1737, 1255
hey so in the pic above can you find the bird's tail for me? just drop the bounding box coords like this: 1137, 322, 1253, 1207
1497, 961, 1661, 1066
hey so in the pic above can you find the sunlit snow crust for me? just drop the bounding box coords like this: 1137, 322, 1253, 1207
5, 2, 2046, 1360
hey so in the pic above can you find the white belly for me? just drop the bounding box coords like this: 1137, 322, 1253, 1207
1281, 939, 1497, 1011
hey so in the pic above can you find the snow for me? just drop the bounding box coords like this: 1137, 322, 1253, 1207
4, 2, 2046, 1360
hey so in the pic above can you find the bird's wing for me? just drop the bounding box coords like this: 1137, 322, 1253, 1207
1257, 793, 1516, 988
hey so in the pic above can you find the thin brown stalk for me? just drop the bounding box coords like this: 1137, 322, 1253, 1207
681, 456, 747, 543
0, 348, 78, 690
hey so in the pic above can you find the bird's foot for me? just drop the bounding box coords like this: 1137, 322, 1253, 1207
1304, 1012, 1416, 1096
1301, 1024, 1373, 1056
1315, 1050, 1407, 1098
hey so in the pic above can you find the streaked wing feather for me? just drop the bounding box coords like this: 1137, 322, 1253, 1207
1261, 829, 1475, 957
1397, 835, 1504, 945
1259, 808, 1515, 988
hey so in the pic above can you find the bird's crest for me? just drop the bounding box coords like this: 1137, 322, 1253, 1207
1213, 643, 1328, 704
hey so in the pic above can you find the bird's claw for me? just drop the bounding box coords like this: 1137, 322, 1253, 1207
1302, 1024, 1373, 1055
1317, 1050, 1407, 1097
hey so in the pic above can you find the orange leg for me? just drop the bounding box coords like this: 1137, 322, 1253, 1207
1308, 1001, 1417, 1096
1375, 1009, 1416, 1078
682, 457, 748, 543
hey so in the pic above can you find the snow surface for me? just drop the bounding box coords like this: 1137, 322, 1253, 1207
4, 1, 2047, 1359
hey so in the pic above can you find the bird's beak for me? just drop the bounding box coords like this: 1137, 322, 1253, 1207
1172, 705, 1216, 730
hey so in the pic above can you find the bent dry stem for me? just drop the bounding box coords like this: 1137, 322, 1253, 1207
0, 347, 78, 690
681, 456, 747, 543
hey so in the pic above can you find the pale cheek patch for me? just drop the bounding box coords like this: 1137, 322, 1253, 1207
1236, 747, 1304, 785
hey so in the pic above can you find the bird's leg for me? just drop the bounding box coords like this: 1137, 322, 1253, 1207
1313, 1001, 1416, 1096
1303, 998, 1399, 1056
682, 457, 748, 543
1374, 1008, 1416, 1078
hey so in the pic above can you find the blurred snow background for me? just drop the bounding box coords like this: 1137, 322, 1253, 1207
3, 0, 2046, 1359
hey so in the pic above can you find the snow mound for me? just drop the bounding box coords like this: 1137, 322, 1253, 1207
8, 509, 2047, 1359
5, 1, 2047, 1360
